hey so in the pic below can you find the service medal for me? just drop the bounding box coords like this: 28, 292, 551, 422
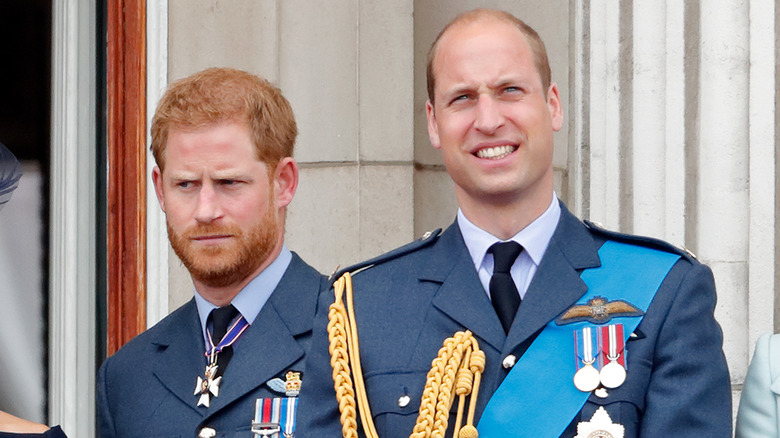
252, 397, 298, 437
599, 324, 627, 389
573, 363, 601, 392
574, 326, 600, 392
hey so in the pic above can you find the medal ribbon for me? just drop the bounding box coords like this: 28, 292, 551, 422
282, 397, 298, 436
253, 397, 298, 437
600, 324, 626, 367
574, 326, 599, 370
478, 240, 680, 437
205, 315, 250, 358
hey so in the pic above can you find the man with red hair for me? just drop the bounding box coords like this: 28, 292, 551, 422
98, 68, 325, 438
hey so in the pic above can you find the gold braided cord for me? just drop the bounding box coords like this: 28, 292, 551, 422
328, 276, 359, 438
328, 272, 483, 438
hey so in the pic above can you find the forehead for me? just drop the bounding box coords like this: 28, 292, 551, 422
433, 19, 539, 88
164, 121, 259, 169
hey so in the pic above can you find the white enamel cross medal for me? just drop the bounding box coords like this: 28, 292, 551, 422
194, 362, 222, 407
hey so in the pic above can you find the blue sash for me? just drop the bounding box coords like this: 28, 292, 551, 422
477, 240, 680, 437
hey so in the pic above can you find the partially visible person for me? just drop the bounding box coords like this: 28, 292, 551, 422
298, 8, 731, 437
0, 141, 22, 211
0, 410, 66, 438
97, 67, 325, 438
0, 150, 62, 438
736, 332, 780, 437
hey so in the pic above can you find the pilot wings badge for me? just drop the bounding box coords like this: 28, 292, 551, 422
556, 296, 642, 325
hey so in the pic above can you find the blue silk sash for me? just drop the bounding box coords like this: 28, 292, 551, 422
477, 240, 680, 437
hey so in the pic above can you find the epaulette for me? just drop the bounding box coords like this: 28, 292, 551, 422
583, 220, 698, 261
328, 228, 443, 283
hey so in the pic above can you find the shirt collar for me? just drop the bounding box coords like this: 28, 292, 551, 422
458, 195, 560, 271
194, 245, 293, 341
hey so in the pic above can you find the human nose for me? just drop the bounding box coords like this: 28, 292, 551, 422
473, 95, 504, 134
193, 183, 223, 223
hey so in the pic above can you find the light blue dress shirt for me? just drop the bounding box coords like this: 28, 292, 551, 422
458, 196, 560, 300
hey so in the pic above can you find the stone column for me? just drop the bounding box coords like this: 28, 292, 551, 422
572, 0, 778, 412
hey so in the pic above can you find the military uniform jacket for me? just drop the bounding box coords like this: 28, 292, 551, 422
97, 253, 326, 438
297, 202, 732, 437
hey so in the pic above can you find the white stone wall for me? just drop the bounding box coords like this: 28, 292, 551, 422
159, 0, 776, 420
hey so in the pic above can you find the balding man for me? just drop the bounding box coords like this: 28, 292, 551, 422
299, 9, 730, 438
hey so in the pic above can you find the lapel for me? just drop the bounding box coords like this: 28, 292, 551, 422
150, 300, 207, 417
429, 223, 507, 353
204, 253, 320, 415
504, 203, 602, 354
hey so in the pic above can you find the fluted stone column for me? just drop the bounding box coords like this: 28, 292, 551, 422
572, 0, 777, 414
699, 0, 751, 400
746, 0, 777, 359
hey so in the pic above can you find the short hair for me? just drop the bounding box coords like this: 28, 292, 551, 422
426, 9, 552, 104
151, 67, 297, 171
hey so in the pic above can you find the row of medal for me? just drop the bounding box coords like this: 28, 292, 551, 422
572, 324, 627, 393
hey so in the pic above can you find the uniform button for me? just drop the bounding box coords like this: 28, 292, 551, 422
502, 354, 516, 369
398, 394, 411, 408
198, 427, 216, 438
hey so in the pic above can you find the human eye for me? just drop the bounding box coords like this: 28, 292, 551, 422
448, 93, 473, 107
176, 180, 193, 189
503, 85, 524, 94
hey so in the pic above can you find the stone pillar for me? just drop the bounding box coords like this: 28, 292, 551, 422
572, 0, 778, 414
698, 0, 751, 396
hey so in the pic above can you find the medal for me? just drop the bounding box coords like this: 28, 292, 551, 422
599, 324, 627, 389
573, 363, 600, 392
194, 363, 221, 407
574, 407, 624, 438
573, 327, 600, 392
252, 397, 298, 437
194, 313, 250, 407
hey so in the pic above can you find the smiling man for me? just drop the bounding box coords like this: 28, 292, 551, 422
97, 68, 325, 438
298, 9, 731, 437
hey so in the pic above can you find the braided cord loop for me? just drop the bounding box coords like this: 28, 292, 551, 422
327, 272, 483, 438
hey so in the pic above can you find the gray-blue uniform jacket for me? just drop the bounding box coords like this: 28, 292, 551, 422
297, 202, 731, 437
97, 253, 326, 438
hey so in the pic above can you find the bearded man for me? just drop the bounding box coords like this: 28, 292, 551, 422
97, 67, 325, 438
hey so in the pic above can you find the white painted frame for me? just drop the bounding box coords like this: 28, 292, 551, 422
146, 0, 170, 327
49, 1, 97, 436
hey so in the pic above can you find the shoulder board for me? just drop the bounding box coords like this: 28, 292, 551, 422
328, 228, 443, 282
583, 220, 697, 261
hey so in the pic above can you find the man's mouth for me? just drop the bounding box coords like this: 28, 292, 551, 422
475, 145, 517, 160
193, 234, 232, 241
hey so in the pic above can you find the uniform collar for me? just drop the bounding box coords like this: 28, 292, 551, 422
193, 245, 293, 345
458, 195, 560, 272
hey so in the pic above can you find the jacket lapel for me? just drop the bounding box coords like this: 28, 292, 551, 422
150, 300, 207, 416
429, 223, 506, 352
504, 204, 602, 353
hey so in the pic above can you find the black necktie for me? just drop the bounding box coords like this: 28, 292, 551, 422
489, 241, 523, 333
208, 304, 239, 377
